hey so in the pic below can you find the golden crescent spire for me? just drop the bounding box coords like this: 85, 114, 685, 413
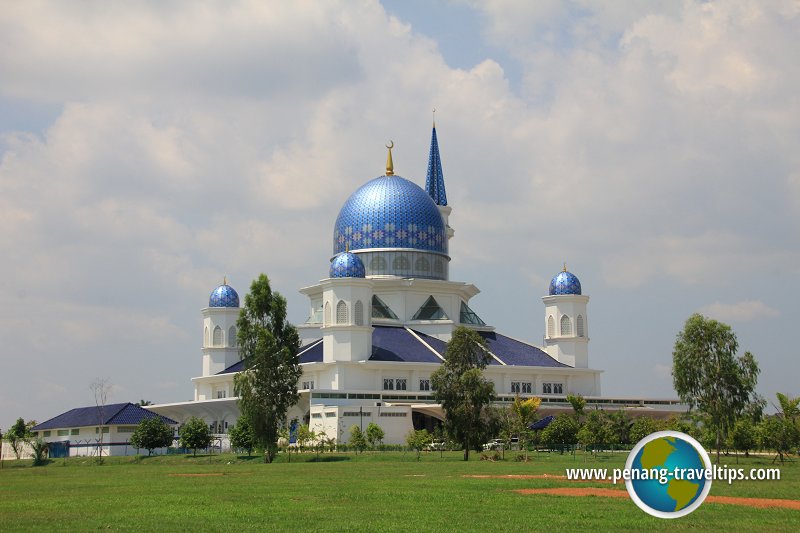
563, 262, 568, 272
223, 275, 228, 285
385, 141, 394, 175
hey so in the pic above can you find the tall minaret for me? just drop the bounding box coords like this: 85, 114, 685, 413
425, 113, 454, 241
542, 264, 589, 368
201, 278, 241, 376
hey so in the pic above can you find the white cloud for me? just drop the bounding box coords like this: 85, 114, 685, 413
698, 300, 780, 323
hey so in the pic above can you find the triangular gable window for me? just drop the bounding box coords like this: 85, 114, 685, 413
372, 295, 398, 320
412, 296, 448, 320
460, 301, 486, 326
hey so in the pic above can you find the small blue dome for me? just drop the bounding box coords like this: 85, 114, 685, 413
330, 251, 366, 278
549, 269, 582, 295
209, 283, 240, 307
333, 175, 448, 255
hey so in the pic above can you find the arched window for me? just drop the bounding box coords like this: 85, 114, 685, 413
415, 257, 430, 272
370, 255, 387, 272
228, 326, 237, 347
324, 302, 331, 326
336, 301, 348, 324
577, 315, 585, 337
393, 255, 410, 270
213, 326, 223, 346
354, 300, 364, 326
547, 316, 555, 338
434, 259, 444, 274
560, 315, 571, 337
204, 326, 209, 347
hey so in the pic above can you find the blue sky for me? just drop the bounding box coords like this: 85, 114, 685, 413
1, 0, 798, 429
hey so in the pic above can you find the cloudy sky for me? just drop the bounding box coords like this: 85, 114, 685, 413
1, 0, 798, 429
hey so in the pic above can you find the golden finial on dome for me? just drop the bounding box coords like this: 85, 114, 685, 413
385, 140, 394, 175
563, 262, 567, 272
223, 275, 228, 285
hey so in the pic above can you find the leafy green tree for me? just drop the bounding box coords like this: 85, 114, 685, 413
541, 414, 579, 452
180, 416, 212, 456
672, 313, 760, 463
511, 396, 541, 460
296, 424, 315, 452
233, 274, 302, 464
760, 393, 800, 464
566, 394, 586, 419
129, 417, 174, 456
366, 422, 385, 449
727, 418, 756, 461
629, 416, 660, 444
7, 417, 31, 459
432, 326, 495, 461
229, 417, 255, 457
607, 409, 630, 447
577, 410, 612, 456
349, 425, 367, 453
406, 429, 431, 461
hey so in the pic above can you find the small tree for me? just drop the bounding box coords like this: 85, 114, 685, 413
727, 418, 756, 461
406, 429, 431, 461
366, 423, 385, 450
297, 424, 315, 452
432, 326, 495, 461
129, 417, 174, 456
566, 394, 586, 419
511, 396, 541, 460
90, 378, 112, 459
607, 409, 630, 448
229, 417, 255, 457
629, 416, 660, 444
7, 418, 31, 460
180, 417, 212, 456
30, 437, 49, 466
541, 414, 579, 453
349, 425, 367, 453
577, 410, 612, 457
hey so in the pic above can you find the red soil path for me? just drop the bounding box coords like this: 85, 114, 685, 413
513, 487, 800, 510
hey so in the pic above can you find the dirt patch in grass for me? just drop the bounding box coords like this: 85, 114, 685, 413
464, 474, 610, 482
168, 473, 226, 477
513, 487, 800, 510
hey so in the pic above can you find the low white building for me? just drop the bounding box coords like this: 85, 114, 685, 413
147, 124, 683, 445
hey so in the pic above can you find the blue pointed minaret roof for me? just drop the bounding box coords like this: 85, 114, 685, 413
425, 123, 448, 206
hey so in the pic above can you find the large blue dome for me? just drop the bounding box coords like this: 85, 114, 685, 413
330, 251, 366, 278
549, 269, 582, 295
209, 283, 240, 307
333, 175, 448, 255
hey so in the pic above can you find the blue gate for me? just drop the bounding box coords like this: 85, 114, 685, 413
49, 441, 69, 458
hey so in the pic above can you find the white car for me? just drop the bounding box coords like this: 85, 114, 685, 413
482, 439, 503, 451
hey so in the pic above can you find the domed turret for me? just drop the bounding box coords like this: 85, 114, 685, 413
549, 265, 582, 295
330, 251, 366, 278
209, 280, 240, 307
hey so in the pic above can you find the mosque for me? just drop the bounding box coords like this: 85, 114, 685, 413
32, 122, 682, 454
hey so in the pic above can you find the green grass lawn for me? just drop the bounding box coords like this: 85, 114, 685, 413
1, 451, 797, 532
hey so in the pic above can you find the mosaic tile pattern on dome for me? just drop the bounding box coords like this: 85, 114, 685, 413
549, 271, 582, 295
209, 284, 240, 307
333, 175, 448, 255
330, 252, 366, 278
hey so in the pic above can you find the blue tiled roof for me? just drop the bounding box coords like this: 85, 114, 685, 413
549, 270, 582, 295
479, 332, 569, 367
33, 403, 176, 430
209, 284, 240, 307
329, 251, 366, 278
299, 340, 323, 363
219, 360, 244, 374
370, 326, 442, 363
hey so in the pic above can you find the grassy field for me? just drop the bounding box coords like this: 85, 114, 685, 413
1, 451, 797, 532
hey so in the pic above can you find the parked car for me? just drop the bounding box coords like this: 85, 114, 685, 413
482, 439, 503, 451
424, 441, 446, 451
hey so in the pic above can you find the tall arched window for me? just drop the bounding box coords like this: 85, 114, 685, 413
576, 315, 585, 337
434, 258, 444, 274
354, 300, 364, 326
204, 326, 209, 347
547, 316, 555, 338
370, 255, 387, 272
415, 257, 430, 272
324, 302, 331, 326
393, 255, 410, 270
336, 301, 348, 324
560, 315, 571, 337
213, 326, 223, 346
228, 326, 237, 347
